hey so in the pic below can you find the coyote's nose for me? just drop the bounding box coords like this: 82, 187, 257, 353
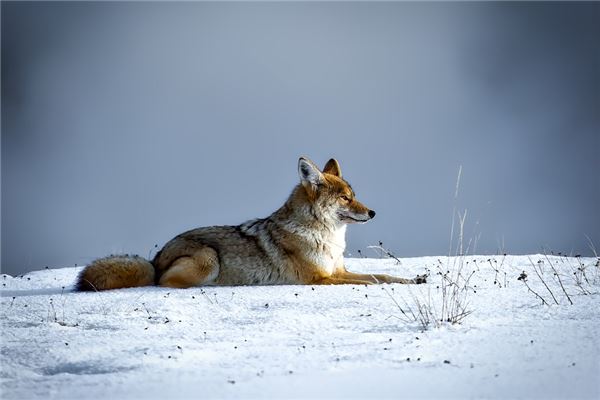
368, 210, 376, 219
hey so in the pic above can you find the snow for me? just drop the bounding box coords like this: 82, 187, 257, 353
1, 255, 599, 399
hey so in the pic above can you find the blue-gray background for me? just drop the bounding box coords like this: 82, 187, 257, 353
2, 2, 599, 276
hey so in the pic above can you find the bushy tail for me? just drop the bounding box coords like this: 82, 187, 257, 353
76, 254, 155, 291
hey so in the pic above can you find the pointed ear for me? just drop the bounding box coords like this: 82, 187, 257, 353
323, 158, 342, 178
298, 157, 324, 189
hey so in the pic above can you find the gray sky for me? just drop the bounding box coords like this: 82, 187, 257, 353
2, 2, 599, 276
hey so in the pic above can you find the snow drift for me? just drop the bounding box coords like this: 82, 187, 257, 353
1, 255, 599, 399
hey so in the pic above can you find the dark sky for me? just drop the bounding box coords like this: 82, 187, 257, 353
2, 2, 599, 276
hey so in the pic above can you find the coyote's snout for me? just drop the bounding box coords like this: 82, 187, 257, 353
77, 157, 426, 291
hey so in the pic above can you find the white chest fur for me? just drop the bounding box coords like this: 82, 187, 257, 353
309, 225, 347, 276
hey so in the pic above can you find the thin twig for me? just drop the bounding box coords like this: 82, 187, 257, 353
528, 256, 559, 305
544, 254, 573, 305
519, 272, 548, 306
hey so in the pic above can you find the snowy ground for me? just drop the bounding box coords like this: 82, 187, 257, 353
1, 255, 599, 399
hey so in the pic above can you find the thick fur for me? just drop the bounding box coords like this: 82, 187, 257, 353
76, 157, 426, 290
77, 255, 154, 291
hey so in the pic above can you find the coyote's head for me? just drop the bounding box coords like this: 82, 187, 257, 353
297, 157, 376, 226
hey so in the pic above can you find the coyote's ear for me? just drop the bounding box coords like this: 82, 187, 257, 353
323, 158, 342, 178
298, 157, 324, 190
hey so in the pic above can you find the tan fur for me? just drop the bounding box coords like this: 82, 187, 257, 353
76, 255, 154, 291
158, 248, 219, 288
76, 157, 426, 291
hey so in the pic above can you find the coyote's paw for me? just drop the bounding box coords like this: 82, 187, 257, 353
413, 274, 427, 284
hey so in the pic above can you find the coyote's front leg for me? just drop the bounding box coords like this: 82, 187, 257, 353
332, 271, 427, 285
316, 276, 376, 285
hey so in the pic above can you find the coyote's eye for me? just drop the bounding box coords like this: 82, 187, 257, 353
340, 195, 351, 202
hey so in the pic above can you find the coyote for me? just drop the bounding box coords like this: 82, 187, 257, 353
77, 157, 426, 290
